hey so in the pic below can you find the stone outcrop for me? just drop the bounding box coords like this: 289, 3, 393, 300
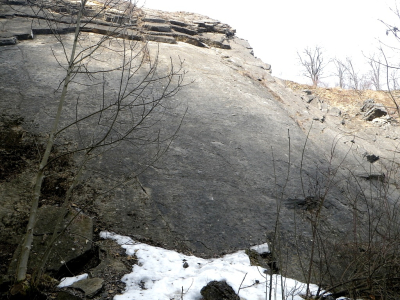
0, 0, 237, 50
361, 99, 387, 121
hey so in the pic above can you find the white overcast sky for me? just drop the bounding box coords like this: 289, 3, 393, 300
138, 0, 399, 86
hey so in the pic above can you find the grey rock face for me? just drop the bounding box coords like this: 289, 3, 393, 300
0, 30, 339, 281
2, 0, 400, 286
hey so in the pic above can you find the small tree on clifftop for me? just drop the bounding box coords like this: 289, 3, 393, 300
332, 58, 348, 88
297, 46, 327, 87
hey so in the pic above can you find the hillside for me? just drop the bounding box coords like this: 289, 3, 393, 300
1, 1, 400, 299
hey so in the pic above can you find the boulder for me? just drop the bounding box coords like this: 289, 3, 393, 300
70, 278, 104, 298
200, 280, 240, 300
361, 99, 388, 121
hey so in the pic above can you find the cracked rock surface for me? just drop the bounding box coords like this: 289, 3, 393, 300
1, 0, 400, 284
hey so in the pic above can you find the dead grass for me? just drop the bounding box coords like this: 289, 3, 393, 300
284, 80, 400, 117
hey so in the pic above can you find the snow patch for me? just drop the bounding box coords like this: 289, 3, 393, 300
250, 243, 270, 254
58, 273, 88, 288
100, 231, 319, 300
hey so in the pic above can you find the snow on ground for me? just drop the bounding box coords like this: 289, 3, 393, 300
250, 243, 269, 254
58, 273, 88, 288
99, 231, 320, 300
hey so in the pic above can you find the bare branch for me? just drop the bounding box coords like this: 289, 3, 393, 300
332, 58, 348, 88
297, 46, 327, 87
367, 54, 382, 90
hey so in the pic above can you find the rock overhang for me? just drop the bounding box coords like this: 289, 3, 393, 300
0, 0, 236, 49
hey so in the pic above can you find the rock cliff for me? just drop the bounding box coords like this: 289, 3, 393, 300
1, 0, 400, 286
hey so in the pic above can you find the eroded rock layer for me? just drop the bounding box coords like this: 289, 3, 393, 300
0, 0, 236, 49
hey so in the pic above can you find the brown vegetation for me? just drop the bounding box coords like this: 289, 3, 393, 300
285, 80, 400, 117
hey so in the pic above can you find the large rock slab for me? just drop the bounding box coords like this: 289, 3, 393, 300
71, 278, 104, 298
0, 33, 343, 280
2, 0, 400, 284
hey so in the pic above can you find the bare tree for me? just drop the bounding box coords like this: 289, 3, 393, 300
380, 48, 400, 114
297, 46, 327, 87
389, 69, 399, 90
11, 0, 187, 291
332, 58, 348, 88
378, 5, 400, 115
367, 54, 383, 90
341, 57, 371, 91
345, 57, 360, 90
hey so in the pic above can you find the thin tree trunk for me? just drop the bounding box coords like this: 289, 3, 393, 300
32, 157, 88, 285
15, 0, 87, 282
